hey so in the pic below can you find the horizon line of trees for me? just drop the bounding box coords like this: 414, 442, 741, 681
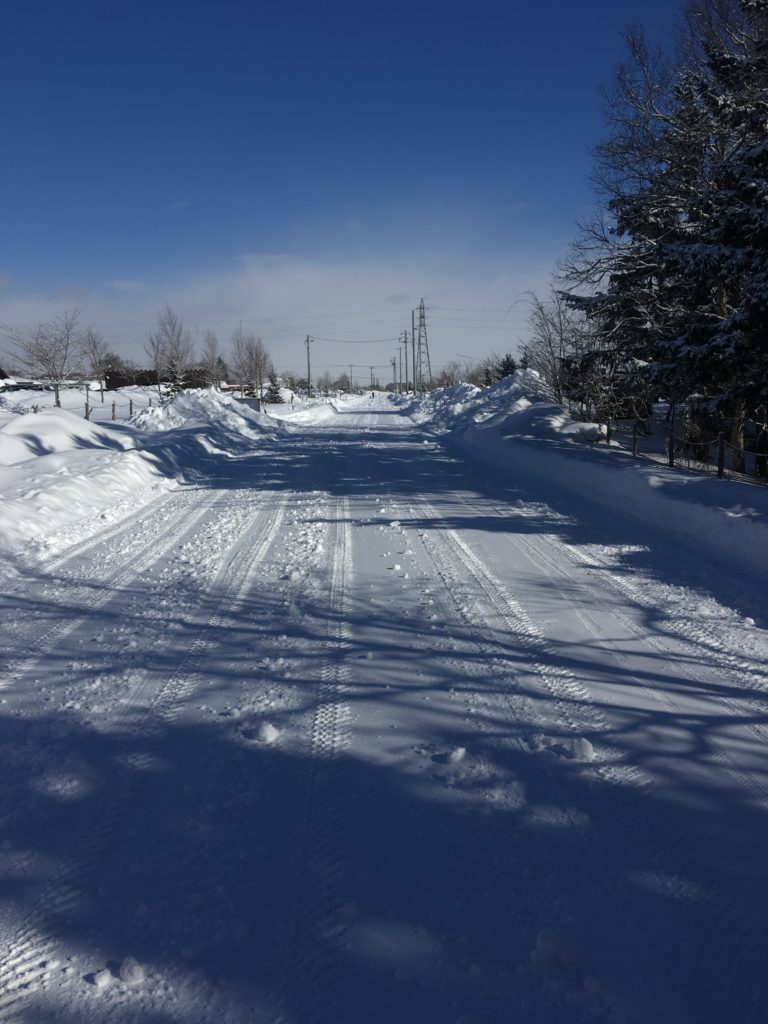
2, 303, 525, 404
1, 306, 290, 405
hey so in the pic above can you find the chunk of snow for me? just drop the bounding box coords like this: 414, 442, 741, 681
257, 722, 281, 745
118, 957, 145, 986
570, 737, 594, 761
449, 746, 467, 765
92, 968, 112, 990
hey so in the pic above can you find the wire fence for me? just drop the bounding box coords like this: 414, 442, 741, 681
612, 422, 768, 486
25, 397, 158, 421
24, 392, 273, 421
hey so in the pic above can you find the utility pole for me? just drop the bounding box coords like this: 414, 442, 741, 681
369, 365, 375, 390
391, 356, 397, 393
411, 310, 417, 392
401, 332, 408, 392
305, 335, 313, 398
398, 342, 403, 394
349, 364, 353, 394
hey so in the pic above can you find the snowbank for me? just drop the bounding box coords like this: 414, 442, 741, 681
0, 408, 171, 554
0, 408, 136, 466
131, 387, 276, 440
269, 394, 353, 424
0, 389, 280, 559
412, 371, 768, 577
403, 371, 605, 443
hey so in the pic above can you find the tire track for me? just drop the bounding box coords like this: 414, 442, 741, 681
0, 488, 226, 694
0, 492, 289, 1021
407, 495, 768, 1021
558, 532, 768, 714
274, 496, 353, 1024
503, 522, 768, 807
41, 486, 180, 573
454, 492, 768, 801
395, 495, 685, 1022
466, 491, 768, 746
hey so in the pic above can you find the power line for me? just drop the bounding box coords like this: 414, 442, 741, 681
311, 342, 399, 350
426, 323, 527, 331
429, 306, 520, 314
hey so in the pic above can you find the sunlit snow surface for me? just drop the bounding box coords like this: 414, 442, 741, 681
0, 382, 766, 1024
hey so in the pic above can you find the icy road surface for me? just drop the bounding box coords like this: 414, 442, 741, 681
1, 395, 767, 1024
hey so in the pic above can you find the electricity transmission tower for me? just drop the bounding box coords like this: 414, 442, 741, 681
415, 298, 432, 391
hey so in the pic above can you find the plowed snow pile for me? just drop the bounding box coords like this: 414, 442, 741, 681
408, 370, 768, 576
405, 370, 604, 441
131, 388, 275, 440
0, 389, 278, 559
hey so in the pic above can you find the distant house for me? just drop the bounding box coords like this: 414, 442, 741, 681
0, 378, 44, 392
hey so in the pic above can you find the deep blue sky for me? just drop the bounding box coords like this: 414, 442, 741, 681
1, 0, 680, 376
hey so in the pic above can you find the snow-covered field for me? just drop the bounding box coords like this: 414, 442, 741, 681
0, 378, 767, 1023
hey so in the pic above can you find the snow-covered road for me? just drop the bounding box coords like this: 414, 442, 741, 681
1, 396, 767, 1024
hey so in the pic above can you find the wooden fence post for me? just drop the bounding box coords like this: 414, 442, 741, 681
111, 401, 117, 421
129, 399, 133, 416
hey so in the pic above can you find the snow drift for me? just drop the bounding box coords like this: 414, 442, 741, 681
410, 370, 768, 578
131, 388, 276, 440
0, 389, 279, 559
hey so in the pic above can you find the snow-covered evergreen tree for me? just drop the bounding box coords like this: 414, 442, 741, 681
565, 0, 768, 451
658, 0, 768, 439
495, 353, 518, 379
265, 371, 284, 403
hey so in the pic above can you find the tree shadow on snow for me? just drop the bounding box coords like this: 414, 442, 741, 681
1, 570, 768, 1023
3, 416, 768, 1022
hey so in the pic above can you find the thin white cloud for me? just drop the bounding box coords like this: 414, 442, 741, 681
0, 249, 556, 371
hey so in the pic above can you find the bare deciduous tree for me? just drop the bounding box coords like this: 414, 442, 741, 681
143, 334, 165, 397
3, 309, 83, 407
81, 327, 111, 403
231, 327, 270, 399
434, 360, 463, 388
199, 331, 222, 388
145, 306, 195, 395
524, 290, 588, 403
